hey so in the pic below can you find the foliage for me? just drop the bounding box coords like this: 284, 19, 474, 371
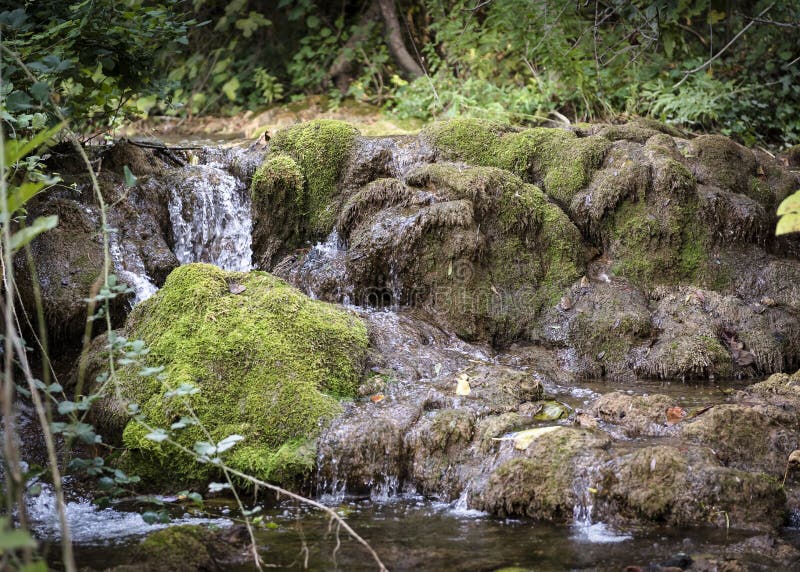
0, 1, 192, 136
777, 190, 800, 236
4, 1, 799, 145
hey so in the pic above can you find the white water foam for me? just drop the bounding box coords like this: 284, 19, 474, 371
168, 163, 252, 271
26, 483, 230, 545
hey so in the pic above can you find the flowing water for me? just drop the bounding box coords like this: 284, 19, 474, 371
33, 140, 800, 570
44, 491, 796, 571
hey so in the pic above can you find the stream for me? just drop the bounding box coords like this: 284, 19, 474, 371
26, 138, 800, 571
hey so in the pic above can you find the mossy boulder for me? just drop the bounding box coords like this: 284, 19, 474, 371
597, 444, 786, 530
536, 279, 652, 379
422, 118, 611, 206
98, 263, 368, 487
476, 427, 611, 520
680, 404, 797, 477
335, 163, 587, 345
591, 392, 678, 437
250, 120, 359, 266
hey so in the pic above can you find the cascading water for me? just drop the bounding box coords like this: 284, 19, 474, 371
168, 162, 252, 272
26, 483, 229, 544
109, 234, 159, 305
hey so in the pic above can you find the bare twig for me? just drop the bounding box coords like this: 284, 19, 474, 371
674, 2, 776, 88
461, 0, 493, 11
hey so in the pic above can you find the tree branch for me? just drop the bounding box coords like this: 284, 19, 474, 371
674, 2, 775, 89
378, 0, 423, 78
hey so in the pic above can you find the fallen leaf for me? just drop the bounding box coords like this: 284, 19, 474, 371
533, 400, 571, 421
370, 394, 384, 403
229, 283, 246, 295
666, 406, 687, 426
456, 374, 471, 396
492, 426, 563, 450
560, 296, 573, 310
580, 275, 590, 288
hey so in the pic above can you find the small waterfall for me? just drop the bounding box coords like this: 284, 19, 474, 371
109, 232, 159, 305
570, 472, 631, 544
168, 163, 252, 272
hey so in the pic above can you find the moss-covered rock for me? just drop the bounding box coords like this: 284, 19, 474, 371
591, 392, 678, 437
680, 404, 796, 477
476, 427, 611, 520
536, 279, 652, 379
267, 119, 360, 235
422, 118, 611, 206
98, 263, 368, 487
250, 153, 306, 268
597, 445, 786, 530
334, 163, 587, 345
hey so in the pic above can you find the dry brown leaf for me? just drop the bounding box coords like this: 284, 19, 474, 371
665, 406, 687, 426
370, 394, 385, 403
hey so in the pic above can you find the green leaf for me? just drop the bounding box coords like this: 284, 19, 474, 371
57, 400, 78, 415
10, 215, 58, 252
0, 528, 37, 551
3, 123, 63, 170
144, 429, 169, 443
29, 81, 50, 102
221, 77, 240, 101
216, 434, 244, 453
123, 165, 138, 188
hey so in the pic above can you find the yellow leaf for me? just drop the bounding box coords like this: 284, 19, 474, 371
491, 426, 563, 450
777, 190, 800, 236
456, 374, 471, 396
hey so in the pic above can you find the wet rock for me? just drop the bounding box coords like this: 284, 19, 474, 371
14, 197, 125, 349
591, 392, 678, 437
334, 163, 587, 345
476, 427, 611, 520
98, 524, 251, 572
680, 404, 797, 478
639, 287, 800, 379
597, 444, 785, 530
251, 120, 360, 267
536, 279, 651, 379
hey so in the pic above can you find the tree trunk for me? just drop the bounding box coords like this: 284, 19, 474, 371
325, 1, 382, 92
377, 0, 424, 78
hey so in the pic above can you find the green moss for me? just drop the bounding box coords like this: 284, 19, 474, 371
115, 263, 369, 486
250, 154, 306, 266
402, 163, 585, 344
605, 196, 712, 289
423, 119, 610, 205
270, 119, 360, 235
138, 526, 213, 572
598, 118, 682, 143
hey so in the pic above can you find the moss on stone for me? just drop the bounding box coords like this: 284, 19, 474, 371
478, 427, 611, 520
111, 263, 368, 487
137, 526, 213, 572
422, 119, 611, 206
250, 153, 306, 268
399, 163, 586, 344
269, 119, 360, 236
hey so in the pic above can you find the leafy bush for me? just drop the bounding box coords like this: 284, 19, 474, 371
0, 1, 192, 136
